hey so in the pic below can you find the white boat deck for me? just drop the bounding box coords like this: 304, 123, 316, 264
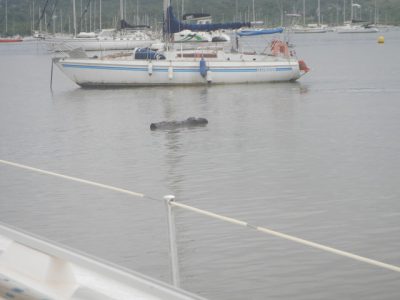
0, 223, 206, 300
98, 49, 290, 63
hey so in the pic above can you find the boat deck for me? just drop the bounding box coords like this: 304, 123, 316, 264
0, 223, 207, 300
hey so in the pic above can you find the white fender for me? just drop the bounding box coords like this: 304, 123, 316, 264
148, 62, 153, 76
206, 70, 213, 83
168, 66, 173, 80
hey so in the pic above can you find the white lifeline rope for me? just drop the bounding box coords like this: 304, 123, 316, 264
0, 159, 145, 198
169, 201, 400, 273
1, 159, 399, 273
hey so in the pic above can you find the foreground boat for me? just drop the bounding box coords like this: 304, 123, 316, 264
0, 222, 206, 300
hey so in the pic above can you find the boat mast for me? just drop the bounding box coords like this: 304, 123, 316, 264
163, 0, 170, 24
163, 0, 171, 43
350, 0, 353, 21
93, 0, 95, 30
72, 0, 77, 36
235, 0, 238, 21
80, 0, 82, 31
99, 0, 102, 30
317, 0, 321, 26
303, 0, 305, 25
5, 0, 8, 34
32, 0, 35, 33
136, 0, 139, 25
120, 0, 123, 21
89, 0, 92, 32
38, 5, 41, 32
252, 0, 255, 23
343, 0, 346, 23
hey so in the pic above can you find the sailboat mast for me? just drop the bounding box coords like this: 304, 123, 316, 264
32, 0, 35, 32
120, 0, 123, 21
72, 0, 77, 36
252, 0, 255, 23
235, 0, 238, 21
303, 0, 305, 25
317, 0, 321, 26
89, 1, 92, 32
5, 0, 8, 34
163, 0, 171, 43
350, 0, 353, 21
136, 0, 139, 25
39, 5, 42, 32
163, 0, 170, 22
99, 0, 102, 30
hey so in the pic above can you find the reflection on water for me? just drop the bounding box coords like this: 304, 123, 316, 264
1, 32, 400, 300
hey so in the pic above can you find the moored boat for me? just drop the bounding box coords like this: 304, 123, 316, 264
56, 44, 307, 87
55, 1, 309, 87
0, 222, 206, 300
0, 36, 23, 43
46, 28, 161, 52
290, 24, 327, 34
237, 27, 284, 37
336, 23, 379, 33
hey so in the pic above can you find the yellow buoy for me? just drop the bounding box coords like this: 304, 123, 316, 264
378, 36, 385, 44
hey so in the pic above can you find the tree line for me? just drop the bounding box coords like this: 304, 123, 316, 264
1, 0, 399, 36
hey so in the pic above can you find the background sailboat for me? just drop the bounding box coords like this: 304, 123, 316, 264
336, 1, 379, 33
290, 0, 327, 33
45, 0, 161, 51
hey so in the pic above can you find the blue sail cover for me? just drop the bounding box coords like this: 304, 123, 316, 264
164, 6, 251, 34
237, 27, 284, 36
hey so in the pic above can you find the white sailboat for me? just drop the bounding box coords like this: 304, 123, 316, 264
46, 28, 161, 52
47, 0, 161, 51
335, 22, 378, 33
291, 24, 327, 33
336, 1, 379, 33
55, 1, 309, 87
290, 0, 327, 33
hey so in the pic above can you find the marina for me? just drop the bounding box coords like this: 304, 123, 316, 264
1, 0, 400, 299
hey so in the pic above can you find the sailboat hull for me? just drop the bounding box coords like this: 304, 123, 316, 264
56, 58, 302, 87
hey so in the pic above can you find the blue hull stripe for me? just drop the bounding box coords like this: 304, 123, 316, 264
62, 64, 293, 73
276, 67, 293, 72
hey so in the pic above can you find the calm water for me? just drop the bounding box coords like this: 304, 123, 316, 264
1, 31, 400, 299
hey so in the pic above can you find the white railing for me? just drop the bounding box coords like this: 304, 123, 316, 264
1, 159, 399, 293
